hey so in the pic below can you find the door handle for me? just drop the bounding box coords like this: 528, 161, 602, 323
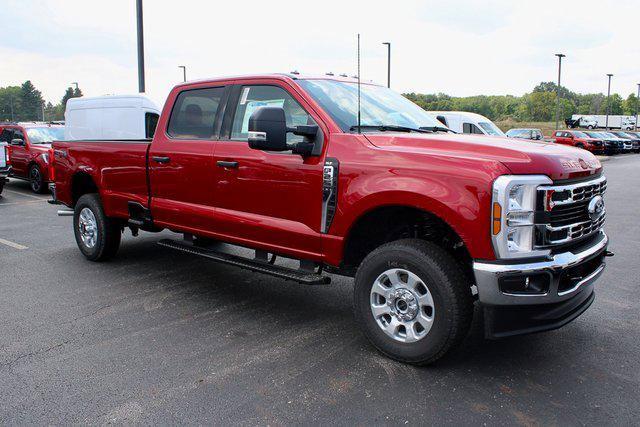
152, 156, 171, 164
217, 160, 238, 168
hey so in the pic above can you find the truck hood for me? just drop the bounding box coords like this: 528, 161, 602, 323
364, 133, 602, 181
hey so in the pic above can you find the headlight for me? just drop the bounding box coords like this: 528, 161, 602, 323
491, 175, 552, 259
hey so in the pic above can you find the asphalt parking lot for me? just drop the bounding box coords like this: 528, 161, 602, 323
1, 155, 639, 425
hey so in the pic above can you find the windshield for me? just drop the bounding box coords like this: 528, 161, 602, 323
26, 127, 65, 143
297, 79, 447, 132
478, 121, 505, 136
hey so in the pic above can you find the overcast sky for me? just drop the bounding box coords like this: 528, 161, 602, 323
2, 0, 639, 107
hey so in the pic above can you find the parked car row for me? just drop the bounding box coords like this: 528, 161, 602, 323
506, 126, 640, 155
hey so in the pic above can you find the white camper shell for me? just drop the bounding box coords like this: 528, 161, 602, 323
64, 95, 160, 141
427, 111, 506, 137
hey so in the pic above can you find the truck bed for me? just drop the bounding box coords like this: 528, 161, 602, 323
53, 140, 151, 218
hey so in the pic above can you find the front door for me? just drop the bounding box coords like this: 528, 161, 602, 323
149, 85, 227, 234
212, 82, 326, 260
9, 128, 28, 177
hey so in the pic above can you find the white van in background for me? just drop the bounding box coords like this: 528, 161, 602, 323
427, 111, 506, 137
64, 95, 161, 140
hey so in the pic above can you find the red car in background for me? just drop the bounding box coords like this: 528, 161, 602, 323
0, 122, 63, 193
552, 130, 607, 155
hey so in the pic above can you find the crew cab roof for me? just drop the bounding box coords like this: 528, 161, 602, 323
171, 73, 382, 88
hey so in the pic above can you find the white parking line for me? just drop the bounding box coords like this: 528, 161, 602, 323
3, 189, 49, 200
0, 238, 28, 250
0, 199, 46, 207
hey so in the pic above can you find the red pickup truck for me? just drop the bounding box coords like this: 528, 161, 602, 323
0, 122, 63, 193
51, 74, 610, 365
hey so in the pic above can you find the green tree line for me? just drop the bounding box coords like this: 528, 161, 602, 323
404, 82, 639, 122
0, 81, 83, 122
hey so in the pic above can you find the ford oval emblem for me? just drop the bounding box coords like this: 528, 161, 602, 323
587, 195, 605, 221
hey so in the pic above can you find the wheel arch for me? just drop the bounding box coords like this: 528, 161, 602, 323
340, 202, 475, 279
71, 171, 99, 207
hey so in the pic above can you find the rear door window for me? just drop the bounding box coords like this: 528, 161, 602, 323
167, 87, 225, 139
145, 112, 159, 139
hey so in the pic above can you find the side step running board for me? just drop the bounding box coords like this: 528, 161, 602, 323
158, 239, 331, 286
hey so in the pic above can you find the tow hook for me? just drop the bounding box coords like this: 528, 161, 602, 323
604, 250, 614, 257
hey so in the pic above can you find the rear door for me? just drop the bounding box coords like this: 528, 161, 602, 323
149, 85, 229, 233
211, 81, 326, 259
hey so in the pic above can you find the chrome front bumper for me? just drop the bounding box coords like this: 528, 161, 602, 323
473, 232, 608, 306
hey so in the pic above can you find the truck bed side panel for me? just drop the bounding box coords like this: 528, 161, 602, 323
53, 140, 150, 218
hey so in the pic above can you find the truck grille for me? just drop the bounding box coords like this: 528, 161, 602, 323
536, 176, 606, 247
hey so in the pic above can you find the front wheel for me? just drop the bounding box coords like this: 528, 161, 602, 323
29, 164, 46, 194
73, 193, 122, 261
354, 239, 474, 365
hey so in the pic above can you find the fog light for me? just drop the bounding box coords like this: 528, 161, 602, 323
499, 273, 550, 295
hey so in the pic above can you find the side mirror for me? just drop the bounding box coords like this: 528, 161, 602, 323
248, 107, 288, 152
11, 138, 24, 146
248, 106, 320, 156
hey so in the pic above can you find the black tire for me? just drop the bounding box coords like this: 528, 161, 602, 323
354, 239, 474, 365
576, 143, 585, 149
0, 182, 4, 196
73, 193, 121, 261
29, 164, 46, 194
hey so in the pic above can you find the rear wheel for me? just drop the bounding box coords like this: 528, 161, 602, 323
73, 193, 121, 261
353, 239, 474, 365
29, 164, 46, 194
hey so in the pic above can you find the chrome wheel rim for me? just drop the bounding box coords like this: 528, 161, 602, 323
30, 167, 41, 191
370, 268, 435, 343
78, 207, 98, 248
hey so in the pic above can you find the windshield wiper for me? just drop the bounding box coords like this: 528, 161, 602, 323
419, 126, 456, 133
349, 125, 433, 134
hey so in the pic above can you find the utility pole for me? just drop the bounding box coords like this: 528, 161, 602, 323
136, 0, 146, 93
179, 65, 186, 82
382, 42, 391, 88
605, 74, 613, 130
555, 53, 565, 130
9, 95, 14, 122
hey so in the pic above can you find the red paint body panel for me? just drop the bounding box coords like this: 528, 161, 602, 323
53, 75, 604, 267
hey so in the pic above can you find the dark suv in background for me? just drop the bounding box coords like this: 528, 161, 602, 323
610, 131, 640, 153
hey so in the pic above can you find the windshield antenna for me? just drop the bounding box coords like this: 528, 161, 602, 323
357, 33, 361, 134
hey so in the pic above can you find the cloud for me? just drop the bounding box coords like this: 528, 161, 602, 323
1, 0, 638, 105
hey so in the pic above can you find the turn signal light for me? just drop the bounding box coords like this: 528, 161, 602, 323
492, 202, 502, 235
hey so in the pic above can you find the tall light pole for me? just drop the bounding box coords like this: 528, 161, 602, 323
382, 42, 391, 88
605, 74, 613, 130
636, 83, 640, 132
136, 0, 146, 93
178, 66, 186, 82
554, 53, 565, 130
